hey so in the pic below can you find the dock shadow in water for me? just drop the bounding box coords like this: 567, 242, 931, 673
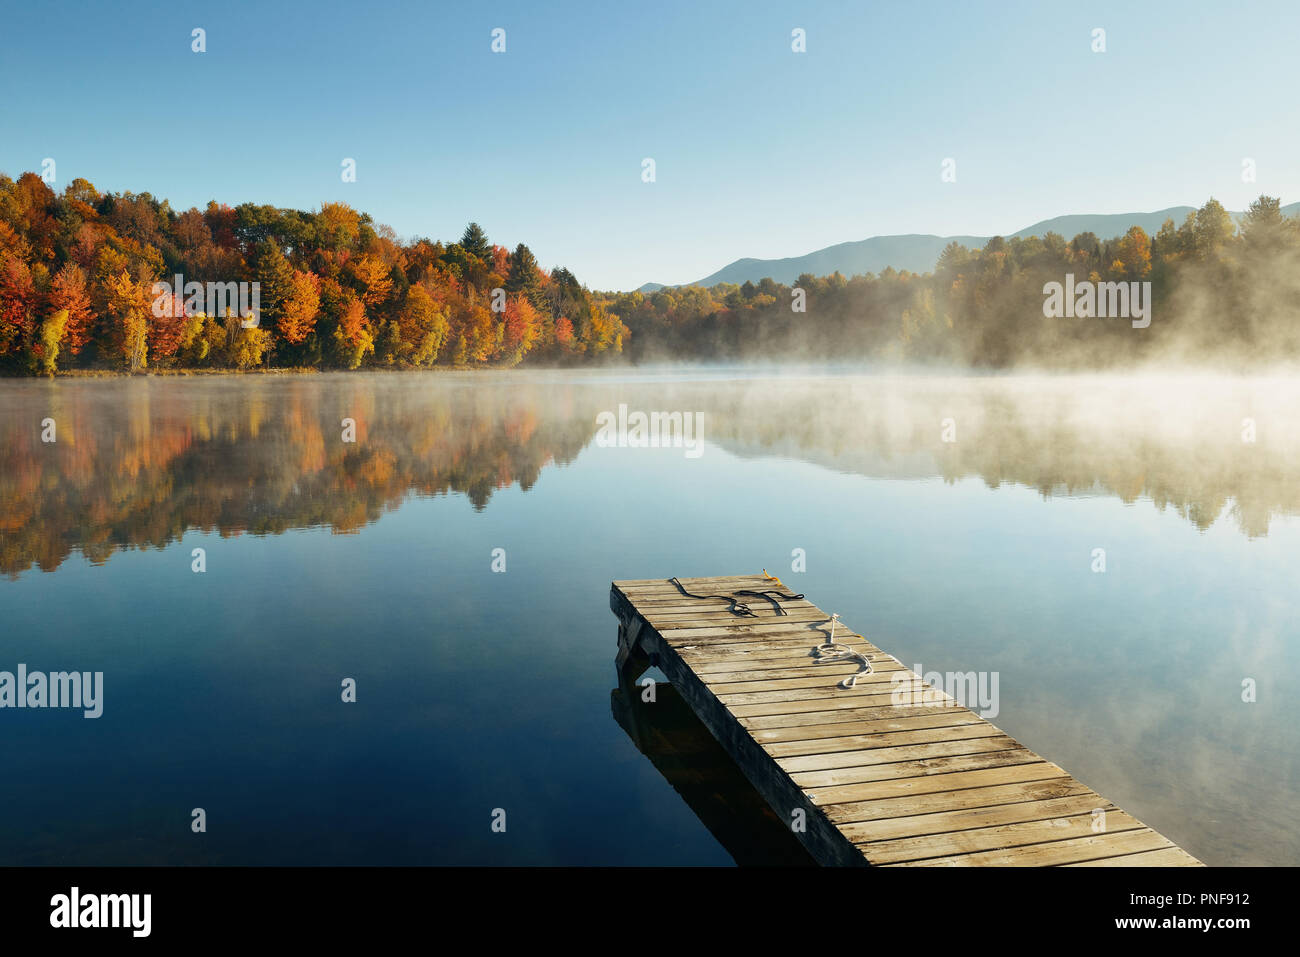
611, 679, 816, 867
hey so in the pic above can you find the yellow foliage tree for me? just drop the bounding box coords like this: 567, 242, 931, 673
37, 308, 69, 375
104, 269, 149, 372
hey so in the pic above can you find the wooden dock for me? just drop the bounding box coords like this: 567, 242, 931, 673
611, 574, 1203, 867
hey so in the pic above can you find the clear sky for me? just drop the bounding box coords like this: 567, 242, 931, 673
2, 0, 1298, 290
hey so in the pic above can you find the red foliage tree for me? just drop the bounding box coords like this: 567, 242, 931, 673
0, 254, 36, 356
49, 263, 95, 355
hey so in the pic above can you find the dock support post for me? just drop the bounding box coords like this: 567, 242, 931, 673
615, 617, 655, 746
615, 617, 651, 679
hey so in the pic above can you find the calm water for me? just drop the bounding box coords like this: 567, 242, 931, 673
1, 370, 1297, 865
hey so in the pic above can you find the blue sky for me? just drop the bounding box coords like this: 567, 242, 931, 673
2, 0, 1298, 289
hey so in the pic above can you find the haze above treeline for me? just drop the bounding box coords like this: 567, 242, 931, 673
636, 203, 1300, 290
2, 170, 1299, 374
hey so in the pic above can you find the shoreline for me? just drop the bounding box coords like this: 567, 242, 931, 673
4, 358, 1298, 380
0, 365, 552, 379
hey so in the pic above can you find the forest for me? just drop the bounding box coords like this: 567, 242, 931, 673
599, 196, 1300, 368
2, 170, 1298, 374
0, 172, 625, 375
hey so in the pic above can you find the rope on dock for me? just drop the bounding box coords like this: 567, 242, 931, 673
813, 613, 877, 689
733, 587, 805, 615
668, 577, 757, 617
668, 576, 806, 617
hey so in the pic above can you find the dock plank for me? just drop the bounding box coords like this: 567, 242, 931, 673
611, 575, 1203, 867
841, 794, 1115, 844
887, 829, 1178, 866
858, 810, 1146, 864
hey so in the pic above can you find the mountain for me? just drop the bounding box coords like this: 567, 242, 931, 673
639, 203, 1300, 291
1007, 207, 1197, 242
687, 233, 987, 288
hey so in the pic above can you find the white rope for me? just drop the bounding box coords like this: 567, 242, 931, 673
813, 613, 878, 689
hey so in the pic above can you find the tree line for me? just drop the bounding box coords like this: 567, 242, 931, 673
4, 172, 1297, 374
597, 196, 1300, 368
0, 172, 625, 375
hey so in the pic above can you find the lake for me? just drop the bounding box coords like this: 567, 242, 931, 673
1, 369, 1297, 865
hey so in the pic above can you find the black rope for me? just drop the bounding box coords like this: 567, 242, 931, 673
668, 577, 756, 617
735, 588, 806, 615
666, 578, 806, 617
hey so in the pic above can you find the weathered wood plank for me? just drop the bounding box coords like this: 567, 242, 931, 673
740, 703, 975, 731
886, 829, 1177, 867
717, 678, 935, 708
842, 794, 1115, 844
707, 666, 910, 695
750, 712, 991, 745
824, 779, 1093, 824
858, 810, 1145, 865
1063, 846, 1204, 866
765, 723, 1009, 758
775, 735, 1026, 773
797, 751, 1050, 793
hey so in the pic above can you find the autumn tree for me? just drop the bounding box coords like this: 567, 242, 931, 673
226, 322, 273, 369
500, 296, 541, 366
0, 253, 36, 359
279, 269, 322, 348
349, 253, 393, 306
554, 317, 576, 352
104, 269, 150, 372
585, 301, 625, 356
397, 284, 449, 366
332, 295, 373, 369
49, 263, 94, 355
1113, 226, 1152, 277
147, 282, 187, 361
36, 309, 69, 375
491, 244, 510, 277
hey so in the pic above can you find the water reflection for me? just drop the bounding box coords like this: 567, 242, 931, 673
1, 375, 593, 576
611, 679, 815, 867
4, 371, 1298, 578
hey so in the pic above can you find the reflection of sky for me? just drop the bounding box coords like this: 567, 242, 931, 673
2, 373, 1297, 865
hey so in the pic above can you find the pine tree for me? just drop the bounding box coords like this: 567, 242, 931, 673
254, 240, 294, 337
506, 243, 540, 299
460, 223, 491, 260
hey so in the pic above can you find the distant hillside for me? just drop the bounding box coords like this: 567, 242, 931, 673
1005, 208, 1196, 242
638, 204, 1300, 291
674, 233, 988, 288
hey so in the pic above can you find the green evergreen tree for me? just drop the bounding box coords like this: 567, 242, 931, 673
254, 240, 294, 341
505, 243, 540, 299
459, 223, 491, 261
